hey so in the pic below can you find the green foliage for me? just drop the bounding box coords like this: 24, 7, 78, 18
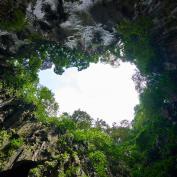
117, 17, 158, 74
25, 43, 99, 75
72, 110, 93, 129
114, 16, 177, 177
109, 121, 130, 144
29, 166, 43, 177
9, 138, 23, 149
0, 9, 27, 32
34, 86, 59, 120
48, 116, 76, 133
73, 129, 112, 151
2, 138, 23, 156
0, 130, 10, 146
65, 166, 81, 177
89, 151, 107, 177
2, 54, 59, 123
3, 56, 41, 91
95, 118, 109, 130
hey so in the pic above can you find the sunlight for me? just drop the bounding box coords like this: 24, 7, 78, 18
39, 61, 139, 125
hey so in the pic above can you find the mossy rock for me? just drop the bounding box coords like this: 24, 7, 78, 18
0, 9, 27, 32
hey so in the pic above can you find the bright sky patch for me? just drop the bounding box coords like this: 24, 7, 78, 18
39, 62, 139, 125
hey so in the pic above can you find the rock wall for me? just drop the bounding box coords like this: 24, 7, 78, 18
1, 0, 177, 61
0, 121, 97, 177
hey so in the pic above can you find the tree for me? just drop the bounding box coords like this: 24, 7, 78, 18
72, 109, 93, 129
95, 118, 109, 130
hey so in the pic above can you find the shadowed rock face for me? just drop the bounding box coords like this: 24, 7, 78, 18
0, 160, 38, 177
33, 0, 177, 66
0, 0, 177, 60
25, 0, 121, 52
27, 0, 66, 38
0, 122, 96, 177
1, 0, 177, 87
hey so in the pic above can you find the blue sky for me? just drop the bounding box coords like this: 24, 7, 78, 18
39, 62, 139, 125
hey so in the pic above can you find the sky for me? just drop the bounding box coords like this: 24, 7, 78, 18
39, 62, 139, 125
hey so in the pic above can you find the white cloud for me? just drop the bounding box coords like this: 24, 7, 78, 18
39, 62, 139, 125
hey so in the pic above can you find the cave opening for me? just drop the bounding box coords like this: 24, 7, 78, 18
0, 160, 38, 177
39, 61, 139, 125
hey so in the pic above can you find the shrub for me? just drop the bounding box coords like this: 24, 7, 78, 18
89, 151, 107, 177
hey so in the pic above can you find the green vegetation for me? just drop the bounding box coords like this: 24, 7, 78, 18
1, 137, 23, 157
117, 17, 163, 75
9, 138, 23, 149
0, 130, 24, 170
89, 151, 107, 177
0, 9, 27, 32
114, 16, 177, 177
